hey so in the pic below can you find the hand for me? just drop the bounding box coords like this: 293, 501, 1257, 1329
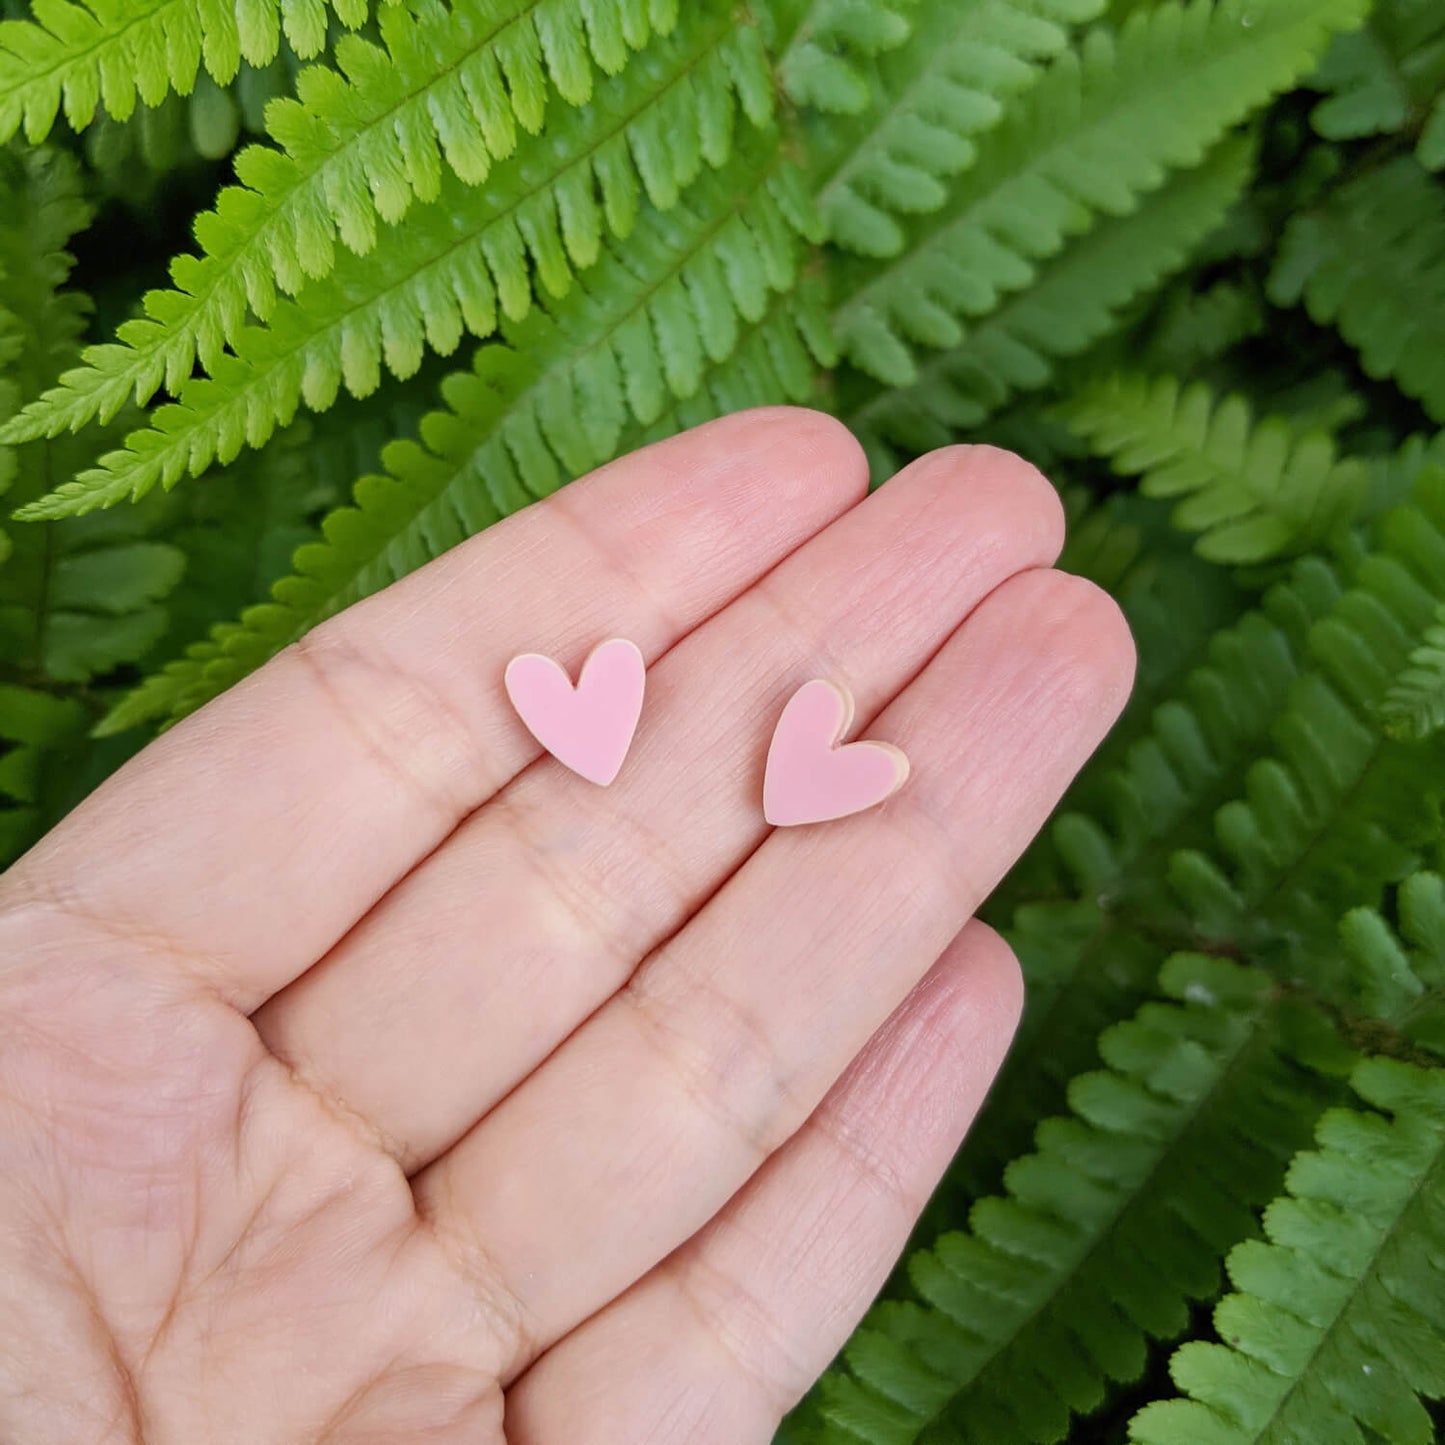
0, 410, 1133, 1444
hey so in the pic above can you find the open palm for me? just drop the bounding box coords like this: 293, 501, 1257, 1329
0, 410, 1132, 1444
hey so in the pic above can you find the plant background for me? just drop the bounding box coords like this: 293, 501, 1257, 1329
2, 0, 1444, 1440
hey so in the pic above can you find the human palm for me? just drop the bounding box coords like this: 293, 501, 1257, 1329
0, 411, 1132, 1444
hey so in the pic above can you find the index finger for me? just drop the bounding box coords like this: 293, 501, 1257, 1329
2, 409, 868, 1010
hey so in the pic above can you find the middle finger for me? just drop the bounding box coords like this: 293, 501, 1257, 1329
255, 446, 1062, 1169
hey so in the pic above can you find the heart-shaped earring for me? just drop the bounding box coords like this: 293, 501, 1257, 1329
504, 638, 645, 786
763, 679, 909, 826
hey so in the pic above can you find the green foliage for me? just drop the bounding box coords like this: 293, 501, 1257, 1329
1131, 1057, 1445, 1445
1271, 156, 1445, 425
831, 0, 1365, 389
1306, 0, 1445, 169
850, 135, 1257, 475
815, 955, 1345, 1445
1063, 372, 1371, 563
5, 0, 1445, 1440
1380, 599, 1445, 739
0, 0, 367, 144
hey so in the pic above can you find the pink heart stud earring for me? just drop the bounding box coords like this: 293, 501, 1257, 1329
763, 679, 909, 826
504, 638, 645, 785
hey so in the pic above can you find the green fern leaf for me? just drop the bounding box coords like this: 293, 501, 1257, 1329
99, 147, 828, 732
1131, 1057, 1445, 1445
1168, 468, 1445, 961
1270, 157, 1445, 426
1339, 871, 1445, 1057
814, 955, 1343, 1445
12, 14, 791, 519
774, 0, 916, 115
849, 134, 1254, 476
0, 0, 368, 144
1380, 601, 1445, 739
833, 0, 1366, 387
0, 0, 706, 444
1062, 373, 1370, 564
957, 558, 1340, 1196
808, 0, 1105, 258
1307, 0, 1445, 146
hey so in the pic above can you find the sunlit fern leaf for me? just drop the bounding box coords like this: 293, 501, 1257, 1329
1339, 872, 1445, 1058
12, 18, 795, 519
849, 134, 1254, 479
1378, 601, 1445, 740
98, 150, 828, 733
812, 955, 1344, 1445
0, 0, 369, 144
0, 0, 713, 442
808, 0, 1105, 258
1270, 156, 1445, 426
1130, 1057, 1445, 1445
1062, 373, 1370, 564
773, 0, 916, 115
1168, 468, 1445, 963
832, 0, 1367, 387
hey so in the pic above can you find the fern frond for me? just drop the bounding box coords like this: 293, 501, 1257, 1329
815, 955, 1342, 1445
1307, 0, 1445, 169
956, 557, 1340, 1195
809, 0, 1105, 258
0, 0, 713, 443
832, 0, 1366, 387
1131, 1057, 1445, 1445
1380, 602, 1445, 740
13, 19, 793, 519
849, 135, 1254, 476
1062, 373, 1370, 564
1270, 156, 1445, 426
774, 0, 916, 116
0, 0, 368, 144
1339, 871, 1445, 1058
99, 151, 828, 732
1169, 467, 1445, 963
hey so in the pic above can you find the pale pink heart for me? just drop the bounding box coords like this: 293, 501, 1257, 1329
504, 638, 645, 786
763, 679, 910, 826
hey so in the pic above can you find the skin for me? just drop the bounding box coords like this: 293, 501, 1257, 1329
0, 410, 1135, 1444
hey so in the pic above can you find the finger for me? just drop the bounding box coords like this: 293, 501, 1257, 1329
503, 922, 1023, 1445
3, 409, 867, 1009
255, 445, 1063, 1168
416, 568, 1135, 1375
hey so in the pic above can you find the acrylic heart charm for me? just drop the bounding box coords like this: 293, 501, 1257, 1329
763, 679, 909, 826
504, 638, 645, 786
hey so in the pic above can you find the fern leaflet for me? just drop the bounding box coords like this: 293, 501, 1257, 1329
1380, 601, 1445, 740
832, 0, 1366, 387
813, 955, 1343, 1445
849, 135, 1254, 478
1062, 372, 1371, 564
12, 13, 790, 518
0, 0, 367, 144
1339, 872, 1445, 1059
1168, 467, 1445, 963
0, 0, 744, 446
806, 0, 1105, 258
1131, 1058, 1445, 1445
1270, 157, 1445, 426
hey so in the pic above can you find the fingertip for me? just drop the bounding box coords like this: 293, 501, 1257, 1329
889, 444, 1067, 576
